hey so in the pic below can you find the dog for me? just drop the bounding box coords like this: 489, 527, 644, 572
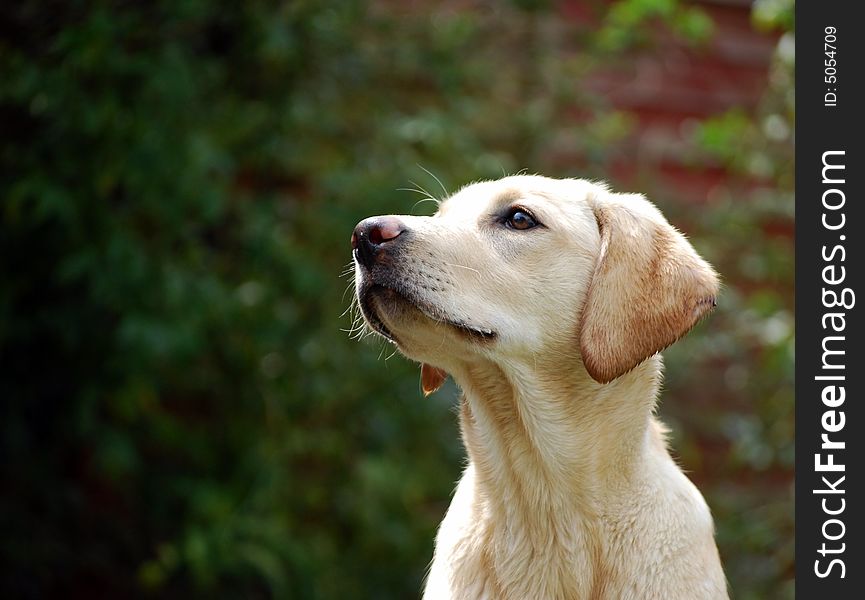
351, 175, 728, 599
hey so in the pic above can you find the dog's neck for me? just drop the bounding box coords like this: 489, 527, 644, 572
450, 354, 664, 538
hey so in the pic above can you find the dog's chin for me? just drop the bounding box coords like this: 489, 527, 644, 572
358, 284, 496, 348
357, 285, 410, 343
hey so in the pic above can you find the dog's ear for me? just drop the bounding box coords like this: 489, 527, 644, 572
579, 192, 719, 384
421, 363, 447, 396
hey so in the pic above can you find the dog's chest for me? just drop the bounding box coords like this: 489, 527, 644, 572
428, 468, 602, 599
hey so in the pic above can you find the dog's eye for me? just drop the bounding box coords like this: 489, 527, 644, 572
504, 208, 538, 231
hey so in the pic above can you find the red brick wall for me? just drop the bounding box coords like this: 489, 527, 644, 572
564, 0, 780, 203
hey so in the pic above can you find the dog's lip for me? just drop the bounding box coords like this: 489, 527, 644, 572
444, 317, 496, 339
359, 286, 397, 342
362, 284, 496, 341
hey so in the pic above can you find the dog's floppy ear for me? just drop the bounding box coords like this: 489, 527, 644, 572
421, 363, 447, 396
579, 192, 719, 384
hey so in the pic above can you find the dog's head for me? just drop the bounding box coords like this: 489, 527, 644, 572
351, 175, 718, 388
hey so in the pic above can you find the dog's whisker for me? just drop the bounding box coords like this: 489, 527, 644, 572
376, 341, 394, 361
340, 279, 358, 304
397, 186, 440, 214
339, 302, 356, 319
435, 329, 449, 354
397, 186, 435, 197
407, 180, 439, 206
444, 262, 480, 275
417, 164, 449, 200
409, 197, 441, 214
341, 287, 372, 341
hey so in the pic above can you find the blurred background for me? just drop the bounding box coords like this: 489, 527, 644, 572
1, 0, 793, 598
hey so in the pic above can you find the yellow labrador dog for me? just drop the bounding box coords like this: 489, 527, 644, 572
351, 175, 728, 599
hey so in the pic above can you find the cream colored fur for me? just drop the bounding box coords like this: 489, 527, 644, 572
353, 175, 727, 599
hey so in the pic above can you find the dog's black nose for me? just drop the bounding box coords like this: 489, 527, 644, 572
351, 216, 405, 269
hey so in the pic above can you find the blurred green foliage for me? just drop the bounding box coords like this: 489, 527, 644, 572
1, 1, 793, 598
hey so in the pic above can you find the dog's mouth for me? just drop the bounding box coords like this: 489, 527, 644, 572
359, 284, 496, 343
